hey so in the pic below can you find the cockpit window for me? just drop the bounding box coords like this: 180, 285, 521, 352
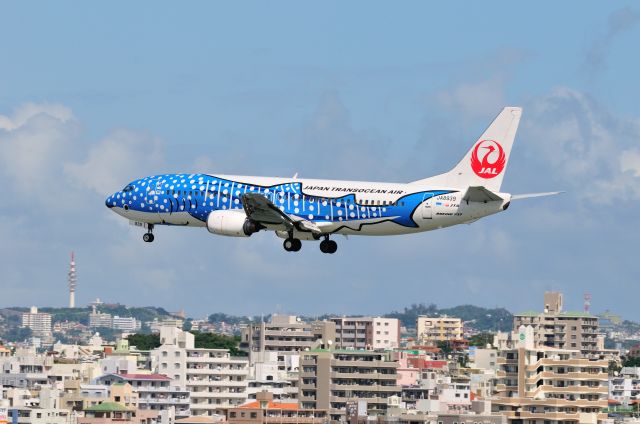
122, 185, 134, 192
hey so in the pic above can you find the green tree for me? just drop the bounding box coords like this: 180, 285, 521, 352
468, 332, 495, 347
127, 333, 161, 350
623, 357, 640, 368
191, 332, 246, 356
2, 327, 32, 342
609, 360, 622, 376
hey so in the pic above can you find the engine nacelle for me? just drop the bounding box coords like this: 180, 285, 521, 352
206, 210, 260, 237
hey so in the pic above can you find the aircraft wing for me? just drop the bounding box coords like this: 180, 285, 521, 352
462, 186, 504, 202
241, 193, 322, 234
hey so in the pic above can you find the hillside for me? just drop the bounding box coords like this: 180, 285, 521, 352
384, 303, 513, 332
0, 305, 178, 327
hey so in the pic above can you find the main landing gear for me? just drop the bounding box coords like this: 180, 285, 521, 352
143, 224, 155, 243
283, 237, 302, 252
319, 236, 337, 254
282, 234, 337, 254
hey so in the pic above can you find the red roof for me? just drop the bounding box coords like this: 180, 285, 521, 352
117, 373, 171, 381
239, 401, 298, 411
407, 358, 447, 369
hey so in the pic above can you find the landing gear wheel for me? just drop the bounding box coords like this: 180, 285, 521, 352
319, 239, 337, 254
143, 233, 155, 243
283, 238, 302, 252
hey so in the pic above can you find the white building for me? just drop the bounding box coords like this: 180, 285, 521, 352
416, 316, 463, 344
21, 307, 52, 339
610, 367, 640, 406
89, 312, 113, 328
95, 373, 190, 418
330, 316, 400, 349
112, 316, 141, 331
247, 351, 298, 400
152, 326, 249, 417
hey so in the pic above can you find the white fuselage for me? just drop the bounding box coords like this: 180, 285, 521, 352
106, 173, 511, 239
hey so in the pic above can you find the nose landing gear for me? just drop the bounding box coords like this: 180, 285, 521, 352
143, 224, 155, 243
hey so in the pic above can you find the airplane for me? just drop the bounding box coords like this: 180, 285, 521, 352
105, 107, 559, 254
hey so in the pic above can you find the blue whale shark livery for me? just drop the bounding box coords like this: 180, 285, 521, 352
106, 107, 559, 253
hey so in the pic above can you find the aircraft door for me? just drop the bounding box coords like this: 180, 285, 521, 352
421, 194, 432, 219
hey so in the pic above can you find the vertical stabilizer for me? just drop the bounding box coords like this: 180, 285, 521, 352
412, 107, 522, 191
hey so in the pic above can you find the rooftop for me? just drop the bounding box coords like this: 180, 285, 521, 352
175, 417, 225, 424
116, 373, 171, 381
238, 401, 299, 411
85, 402, 133, 412
515, 310, 596, 318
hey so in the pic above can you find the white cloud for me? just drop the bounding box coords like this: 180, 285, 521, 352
620, 149, 640, 177
524, 87, 640, 203
0, 103, 79, 196
287, 92, 394, 180
436, 76, 506, 120
65, 129, 165, 196
584, 7, 640, 76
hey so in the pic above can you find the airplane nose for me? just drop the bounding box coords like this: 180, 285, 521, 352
105, 194, 115, 209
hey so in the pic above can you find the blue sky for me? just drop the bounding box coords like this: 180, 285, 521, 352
1, 2, 639, 319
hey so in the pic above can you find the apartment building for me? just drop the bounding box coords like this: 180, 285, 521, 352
240, 315, 336, 354
416, 316, 463, 344
151, 326, 249, 417
609, 367, 640, 406
95, 373, 190, 417
247, 351, 298, 401
228, 391, 327, 424
5, 387, 72, 424
330, 317, 400, 350
298, 349, 401, 421
21, 307, 52, 339
491, 333, 608, 424
513, 292, 600, 356
112, 316, 142, 332
77, 402, 156, 424
89, 312, 113, 328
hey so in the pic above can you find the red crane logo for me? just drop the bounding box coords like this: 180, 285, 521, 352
470, 139, 506, 179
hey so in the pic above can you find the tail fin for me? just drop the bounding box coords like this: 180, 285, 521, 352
411, 107, 522, 192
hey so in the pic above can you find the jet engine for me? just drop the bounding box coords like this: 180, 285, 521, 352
206, 210, 262, 237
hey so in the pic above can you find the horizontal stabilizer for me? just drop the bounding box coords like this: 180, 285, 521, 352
511, 191, 564, 200
463, 186, 503, 202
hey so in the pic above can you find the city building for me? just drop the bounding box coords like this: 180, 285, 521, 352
95, 372, 190, 417
512, 292, 600, 356
5, 387, 72, 424
228, 391, 328, 424
89, 310, 113, 328
77, 402, 156, 424
247, 351, 298, 401
609, 367, 640, 406
330, 317, 400, 350
240, 315, 336, 355
491, 328, 608, 424
112, 316, 142, 332
416, 317, 463, 345
20, 307, 52, 339
298, 349, 401, 421
149, 318, 185, 333
151, 326, 249, 417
